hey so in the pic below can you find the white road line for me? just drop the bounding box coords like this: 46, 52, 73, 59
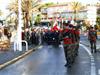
80, 44, 96, 75
38, 46, 43, 49
98, 69, 100, 75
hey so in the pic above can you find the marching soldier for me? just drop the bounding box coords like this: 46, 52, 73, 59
61, 21, 80, 68
88, 26, 97, 53
62, 21, 73, 67
74, 26, 80, 56
69, 25, 77, 64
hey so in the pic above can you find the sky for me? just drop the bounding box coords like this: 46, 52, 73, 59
42, 0, 100, 4
0, 0, 100, 19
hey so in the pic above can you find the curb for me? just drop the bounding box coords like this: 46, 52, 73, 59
0, 45, 40, 70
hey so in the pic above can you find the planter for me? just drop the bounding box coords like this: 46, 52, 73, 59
0, 40, 10, 50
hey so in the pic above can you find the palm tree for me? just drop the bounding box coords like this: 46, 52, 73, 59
7, 0, 40, 29
21, 0, 42, 28
7, 0, 53, 29
22, 0, 32, 28
70, 1, 85, 21
7, 0, 18, 29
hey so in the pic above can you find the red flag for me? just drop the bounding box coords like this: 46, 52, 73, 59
53, 24, 59, 31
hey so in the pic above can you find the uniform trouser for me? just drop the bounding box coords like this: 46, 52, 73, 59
64, 45, 72, 65
75, 42, 79, 56
71, 43, 77, 63
90, 40, 96, 52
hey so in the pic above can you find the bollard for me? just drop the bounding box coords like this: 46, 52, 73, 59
14, 40, 28, 51
14, 41, 22, 51
22, 40, 28, 51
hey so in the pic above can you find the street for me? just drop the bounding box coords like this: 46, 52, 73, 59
0, 0, 100, 75
0, 35, 98, 75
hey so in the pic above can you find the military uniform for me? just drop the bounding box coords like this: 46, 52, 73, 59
62, 23, 73, 67
88, 27, 97, 53
74, 28, 80, 56
62, 21, 80, 68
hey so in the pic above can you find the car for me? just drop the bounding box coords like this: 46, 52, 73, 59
40, 19, 52, 29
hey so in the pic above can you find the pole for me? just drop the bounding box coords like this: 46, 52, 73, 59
17, 0, 22, 51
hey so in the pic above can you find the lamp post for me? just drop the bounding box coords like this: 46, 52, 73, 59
16, 0, 22, 51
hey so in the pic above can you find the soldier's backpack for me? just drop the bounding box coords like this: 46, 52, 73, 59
89, 30, 96, 41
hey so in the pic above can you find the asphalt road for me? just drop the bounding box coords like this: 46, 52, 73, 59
80, 35, 100, 75
1, 35, 100, 75
0, 43, 92, 75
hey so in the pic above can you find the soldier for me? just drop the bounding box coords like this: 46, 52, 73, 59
88, 26, 97, 53
74, 26, 80, 56
62, 21, 73, 67
69, 25, 77, 64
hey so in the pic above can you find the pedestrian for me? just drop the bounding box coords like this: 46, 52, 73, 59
24, 28, 30, 44
88, 26, 97, 53
41, 29, 45, 44
30, 29, 36, 44
7, 31, 12, 40
35, 29, 39, 45
21, 30, 25, 45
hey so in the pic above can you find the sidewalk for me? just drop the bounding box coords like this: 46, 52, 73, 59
0, 44, 39, 69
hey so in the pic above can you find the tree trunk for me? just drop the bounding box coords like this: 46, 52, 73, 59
74, 10, 77, 21
15, 19, 18, 30
23, 12, 26, 30
25, 12, 29, 29
15, 13, 18, 30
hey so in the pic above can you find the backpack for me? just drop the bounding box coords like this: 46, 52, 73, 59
89, 30, 96, 41
89, 31, 96, 36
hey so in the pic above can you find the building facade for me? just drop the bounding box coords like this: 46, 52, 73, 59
41, 3, 98, 26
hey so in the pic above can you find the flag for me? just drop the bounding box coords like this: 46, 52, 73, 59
51, 21, 60, 31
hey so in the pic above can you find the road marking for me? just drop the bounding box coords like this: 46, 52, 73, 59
38, 46, 43, 49
59, 45, 63, 47
47, 45, 52, 48
98, 69, 100, 75
80, 44, 96, 75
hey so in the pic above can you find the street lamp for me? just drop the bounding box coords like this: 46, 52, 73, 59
14, 0, 22, 51
18, 0, 22, 51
